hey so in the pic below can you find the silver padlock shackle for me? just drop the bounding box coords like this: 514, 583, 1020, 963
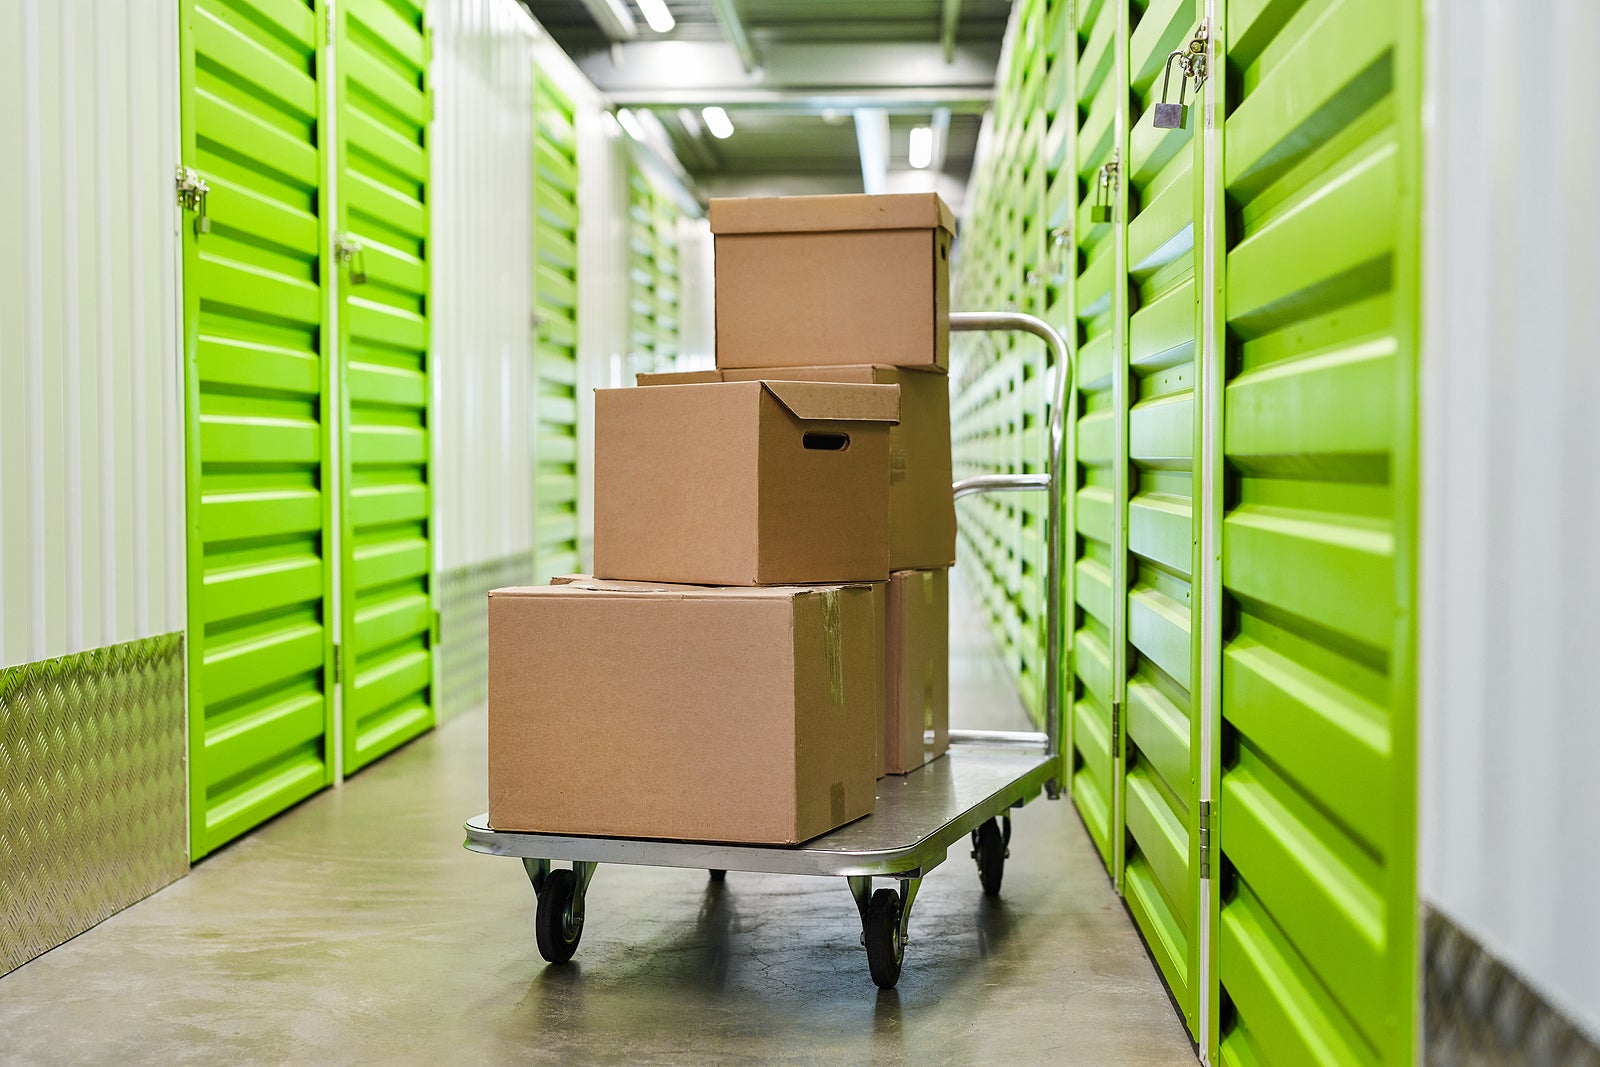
1160, 49, 1188, 109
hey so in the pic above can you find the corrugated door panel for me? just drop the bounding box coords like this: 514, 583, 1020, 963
533, 75, 580, 581
1121, 0, 1202, 1035
181, 0, 333, 858
1068, 0, 1119, 870
337, 0, 433, 774
1216, 0, 1418, 1062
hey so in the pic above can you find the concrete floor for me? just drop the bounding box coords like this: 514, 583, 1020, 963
0, 578, 1197, 1065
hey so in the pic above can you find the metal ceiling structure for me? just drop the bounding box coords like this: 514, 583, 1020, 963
518, 0, 1011, 206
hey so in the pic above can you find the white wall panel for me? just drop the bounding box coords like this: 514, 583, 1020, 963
430, 0, 538, 573
1421, 0, 1600, 1042
0, 0, 183, 669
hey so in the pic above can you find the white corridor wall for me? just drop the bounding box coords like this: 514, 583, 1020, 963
1421, 0, 1600, 1042
430, 0, 538, 574
0, 0, 184, 669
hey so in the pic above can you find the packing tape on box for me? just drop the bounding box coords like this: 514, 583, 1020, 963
923, 570, 934, 604
890, 448, 907, 485
923, 660, 935, 734
821, 588, 844, 706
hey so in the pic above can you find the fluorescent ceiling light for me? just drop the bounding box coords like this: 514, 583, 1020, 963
702, 106, 735, 140
616, 108, 647, 141
908, 126, 933, 169
634, 0, 675, 33
677, 108, 703, 138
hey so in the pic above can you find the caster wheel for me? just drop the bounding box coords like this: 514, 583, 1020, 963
974, 818, 1006, 897
535, 868, 584, 964
708, 869, 727, 882
864, 887, 904, 989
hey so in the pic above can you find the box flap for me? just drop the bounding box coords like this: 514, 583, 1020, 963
710, 193, 955, 236
760, 380, 900, 424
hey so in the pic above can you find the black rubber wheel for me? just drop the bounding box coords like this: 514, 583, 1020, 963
864, 887, 904, 989
975, 818, 1006, 897
708, 869, 727, 882
535, 868, 583, 964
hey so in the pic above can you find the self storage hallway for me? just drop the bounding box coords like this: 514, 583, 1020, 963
2, 0, 1599, 1065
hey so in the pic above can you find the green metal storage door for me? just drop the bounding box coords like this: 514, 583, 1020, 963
1211, 0, 1419, 1061
180, 0, 334, 858
1121, 0, 1204, 1035
1067, 0, 1122, 871
334, 0, 434, 774
532, 75, 580, 581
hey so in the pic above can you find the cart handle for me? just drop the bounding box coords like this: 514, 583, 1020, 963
948, 311, 1074, 782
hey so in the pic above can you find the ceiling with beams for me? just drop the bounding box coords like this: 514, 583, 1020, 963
518, 0, 1012, 206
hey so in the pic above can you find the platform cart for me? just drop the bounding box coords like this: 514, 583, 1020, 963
464, 311, 1073, 989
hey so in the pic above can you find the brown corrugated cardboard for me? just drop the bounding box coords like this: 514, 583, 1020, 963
594, 379, 900, 585
883, 568, 949, 775
709, 193, 955, 371
638, 365, 955, 570
487, 578, 881, 845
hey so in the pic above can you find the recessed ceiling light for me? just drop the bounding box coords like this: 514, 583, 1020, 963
702, 106, 735, 140
908, 126, 933, 170
635, 0, 675, 33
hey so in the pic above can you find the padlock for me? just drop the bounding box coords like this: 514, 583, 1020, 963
1152, 50, 1189, 129
1089, 162, 1115, 223
194, 180, 211, 235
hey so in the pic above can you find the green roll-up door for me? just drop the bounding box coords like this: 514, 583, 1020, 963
1120, 0, 1204, 1037
532, 75, 580, 581
1211, 0, 1419, 1061
1067, 0, 1123, 872
334, 0, 434, 774
180, 0, 335, 858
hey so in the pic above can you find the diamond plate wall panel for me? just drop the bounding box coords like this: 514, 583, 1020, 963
1425, 910, 1600, 1067
437, 553, 533, 721
0, 634, 187, 977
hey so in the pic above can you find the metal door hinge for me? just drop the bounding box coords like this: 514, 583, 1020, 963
325, 0, 334, 45
1110, 699, 1122, 755
332, 643, 342, 686
1199, 799, 1214, 879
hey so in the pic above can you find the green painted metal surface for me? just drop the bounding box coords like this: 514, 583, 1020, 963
1211, 0, 1420, 1062
951, 0, 1051, 731
958, 0, 1421, 1055
532, 75, 580, 582
335, 0, 435, 775
1066, 0, 1121, 872
180, 0, 335, 858
1121, 0, 1203, 1035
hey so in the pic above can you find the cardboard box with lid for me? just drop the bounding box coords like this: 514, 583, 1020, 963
710, 192, 955, 371
594, 379, 900, 586
487, 577, 881, 845
637, 365, 955, 571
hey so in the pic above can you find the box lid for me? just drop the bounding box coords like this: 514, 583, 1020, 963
710, 193, 956, 236
492, 577, 871, 601
760, 380, 900, 423
638, 365, 947, 388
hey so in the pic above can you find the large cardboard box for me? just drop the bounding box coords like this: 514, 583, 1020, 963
883, 568, 949, 775
710, 193, 955, 371
594, 379, 900, 585
637, 365, 955, 571
487, 577, 881, 845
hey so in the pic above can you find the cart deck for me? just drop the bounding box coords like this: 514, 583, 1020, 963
464, 311, 1074, 989
464, 744, 1059, 879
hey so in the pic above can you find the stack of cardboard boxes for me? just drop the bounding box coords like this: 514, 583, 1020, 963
488, 192, 958, 846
